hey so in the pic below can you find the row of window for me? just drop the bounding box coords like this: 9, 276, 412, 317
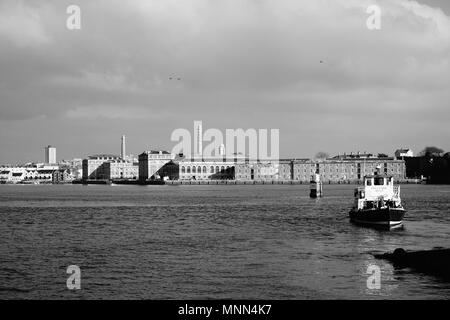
181, 166, 233, 174
287, 166, 403, 174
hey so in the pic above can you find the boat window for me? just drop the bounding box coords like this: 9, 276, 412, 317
374, 177, 384, 185
366, 179, 372, 186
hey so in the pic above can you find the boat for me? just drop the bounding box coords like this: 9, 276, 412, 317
349, 166, 405, 229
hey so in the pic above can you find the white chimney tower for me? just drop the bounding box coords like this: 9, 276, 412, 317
194, 121, 203, 157
121, 135, 126, 160
219, 144, 225, 156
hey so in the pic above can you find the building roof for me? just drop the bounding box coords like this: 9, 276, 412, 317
331, 153, 376, 160
88, 154, 121, 159
105, 160, 137, 165
364, 174, 394, 179
143, 150, 171, 155
37, 170, 55, 174
395, 148, 412, 153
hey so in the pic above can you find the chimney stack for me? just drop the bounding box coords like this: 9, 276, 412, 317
121, 135, 126, 160
194, 121, 203, 157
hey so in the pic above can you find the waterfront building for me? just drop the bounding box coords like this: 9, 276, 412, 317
0, 165, 58, 183
178, 152, 250, 180
52, 169, 71, 183
158, 160, 180, 181
290, 156, 405, 183
82, 154, 121, 180
179, 157, 236, 180
138, 151, 176, 181
0, 169, 10, 182
59, 158, 82, 167
58, 158, 83, 180
227, 154, 405, 183
8, 168, 27, 183
82, 155, 138, 181
24, 164, 59, 181
36, 164, 60, 170
45, 145, 57, 164
31, 169, 55, 181
395, 148, 414, 159
277, 159, 298, 180
234, 161, 281, 181
0, 170, 10, 182
104, 160, 139, 180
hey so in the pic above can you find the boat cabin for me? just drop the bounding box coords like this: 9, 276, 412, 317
353, 170, 401, 210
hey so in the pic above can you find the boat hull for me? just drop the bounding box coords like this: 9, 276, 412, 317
349, 207, 405, 229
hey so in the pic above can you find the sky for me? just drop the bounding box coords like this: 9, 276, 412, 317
0, 0, 449, 163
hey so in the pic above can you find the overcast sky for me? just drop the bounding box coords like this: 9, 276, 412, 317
0, 0, 449, 163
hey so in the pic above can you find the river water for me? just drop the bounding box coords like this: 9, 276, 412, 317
0, 184, 449, 299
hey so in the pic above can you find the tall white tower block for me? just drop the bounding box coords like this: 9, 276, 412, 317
45, 145, 56, 164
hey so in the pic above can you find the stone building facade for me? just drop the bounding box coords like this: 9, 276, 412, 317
82, 155, 138, 181
138, 151, 175, 181
290, 158, 405, 182
179, 156, 405, 182
104, 161, 139, 180
179, 157, 236, 180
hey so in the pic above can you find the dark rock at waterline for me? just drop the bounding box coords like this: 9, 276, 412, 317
375, 248, 450, 280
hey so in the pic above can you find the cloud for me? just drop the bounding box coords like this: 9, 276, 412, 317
47, 69, 141, 93
0, 0, 449, 161
65, 104, 170, 120
0, 1, 51, 47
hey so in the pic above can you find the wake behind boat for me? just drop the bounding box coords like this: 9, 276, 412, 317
349, 167, 406, 229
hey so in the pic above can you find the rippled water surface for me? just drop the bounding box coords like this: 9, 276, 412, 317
0, 184, 449, 299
